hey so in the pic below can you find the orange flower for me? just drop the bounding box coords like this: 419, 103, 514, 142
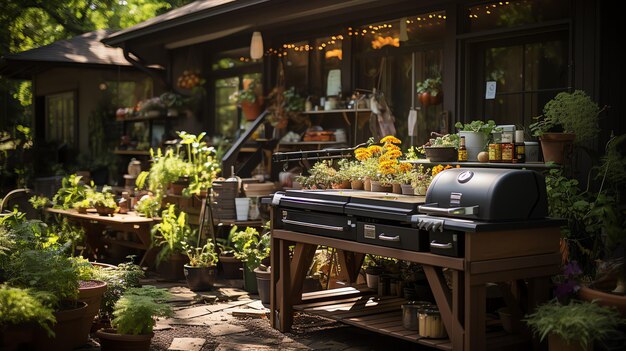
384, 144, 401, 152
367, 145, 383, 155
380, 135, 401, 144
354, 147, 372, 161
384, 149, 402, 159
398, 162, 413, 173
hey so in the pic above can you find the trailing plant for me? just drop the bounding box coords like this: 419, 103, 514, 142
0, 285, 56, 337
529, 90, 603, 142
416, 77, 442, 95
111, 286, 172, 335
524, 299, 624, 349
151, 204, 194, 266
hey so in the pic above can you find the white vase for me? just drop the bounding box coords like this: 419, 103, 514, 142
459, 131, 488, 161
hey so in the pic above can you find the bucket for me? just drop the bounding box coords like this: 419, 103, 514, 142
401, 301, 432, 330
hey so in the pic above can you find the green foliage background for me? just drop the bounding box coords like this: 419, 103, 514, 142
0, 0, 194, 129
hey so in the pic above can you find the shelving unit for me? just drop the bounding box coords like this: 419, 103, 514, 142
301, 108, 371, 146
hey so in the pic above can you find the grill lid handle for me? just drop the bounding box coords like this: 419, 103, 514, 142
418, 203, 479, 216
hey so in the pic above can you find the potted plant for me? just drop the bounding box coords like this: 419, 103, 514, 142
177, 131, 221, 198
138, 97, 165, 118
182, 237, 218, 291
529, 90, 603, 164
90, 187, 119, 216
6, 248, 87, 351
525, 299, 624, 351
416, 76, 442, 107
230, 225, 271, 297
72, 257, 109, 345
135, 148, 191, 200
159, 92, 185, 117
454, 120, 498, 161
216, 227, 244, 279
0, 285, 55, 350
134, 194, 160, 218
150, 204, 193, 281
96, 286, 172, 351
420, 133, 460, 162
229, 80, 263, 121
52, 174, 93, 210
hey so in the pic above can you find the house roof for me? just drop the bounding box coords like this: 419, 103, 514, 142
103, 0, 267, 46
0, 29, 132, 78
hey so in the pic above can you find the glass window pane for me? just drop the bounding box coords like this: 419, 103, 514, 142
524, 40, 568, 91
46, 92, 75, 146
215, 77, 239, 138
485, 45, 524, 93
465, 0, 570, 33
283, 40, 309, 91
212, 47, 259, 71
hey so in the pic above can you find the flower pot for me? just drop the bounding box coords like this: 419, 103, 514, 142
219, 254, 243, 279
391, 183, 402, 194
579, 285, 626, 317
400, 184, 415, 195
241, 100, 263, 121
424, 147, 457, 162
1, 324, 36, 351
363, 177, 372, 191
370, 181, 392, 193
33, 301, 88, 351
331, 180, 351, 189
351, 180, 364, 190
156, 253, 189, 281
539, 133, 575, 164
548, 333, 591, 351
169, 177, 189, 196
78, 280, 107, 344
95, 205, 115, 216
96, 328, 153, 351
429, 92, 443, 106
458, 131, 488, 161
418, 92, 431, 108
365, 266, 383, 289
243, 265, 258, 293
183, 265, 217, 291
254, 267, 271, 304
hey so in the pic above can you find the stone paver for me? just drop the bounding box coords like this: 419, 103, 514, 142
208, 323, 248, 336
172, 305, 212, 319
167, 337, 205, 351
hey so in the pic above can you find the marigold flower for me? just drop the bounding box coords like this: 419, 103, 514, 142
398, 163, 413, 173
367, 145, 383, 154
384, 149, 402, 159
380, 135, 401, 144
384, 144, 401, 152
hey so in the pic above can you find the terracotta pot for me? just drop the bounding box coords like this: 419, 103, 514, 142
578, 285, 626, 317
331, 180, 351, 189
429, 92, 443, 105
33, 302, 88, 351
418, 92, 431, 108
169, 177, 189, 195
539, 133, 575, 164
184, 265, 217, 291
391, 183, 402, 194
1, 324, 36, 351
96, 328, 153, 351
241, 100, 263, 121
351, 180, 364, 190
363, 177, 372, 191
548, 333, 591, 351
78, 280, 108, 344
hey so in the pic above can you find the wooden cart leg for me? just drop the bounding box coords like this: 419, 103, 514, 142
290, 243, 317, 305
465, 274, 486, 350
277, 239, 293, 332
270, 235, 280, 329
424, 266, 465, 350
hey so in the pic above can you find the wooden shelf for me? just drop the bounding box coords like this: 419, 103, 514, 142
294, 287, 530, 350
117, 114, 177, 123
113, 149, 150, 156
301, 109, 371, 115
405, 160, 558, 170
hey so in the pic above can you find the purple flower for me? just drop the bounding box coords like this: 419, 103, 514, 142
563, 260, 582, 277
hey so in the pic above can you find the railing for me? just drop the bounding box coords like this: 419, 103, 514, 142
221, 109, 278, 178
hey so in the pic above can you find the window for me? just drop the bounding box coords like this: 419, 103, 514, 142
46, 91, 76, 146
212, 47, 263, 137
354, 11, 446, 146
466, 31, 570, 128
464, 0, 570, 33
106, 79, 153, 108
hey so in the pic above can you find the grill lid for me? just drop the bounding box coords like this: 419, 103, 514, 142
420, 168, 548, 221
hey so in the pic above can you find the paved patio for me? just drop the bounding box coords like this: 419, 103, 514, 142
136, 277, 426, 351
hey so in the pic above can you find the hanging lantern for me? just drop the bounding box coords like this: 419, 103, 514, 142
250, 31, 264, 60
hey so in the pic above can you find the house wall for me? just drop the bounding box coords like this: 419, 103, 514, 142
33, 67, 164, 151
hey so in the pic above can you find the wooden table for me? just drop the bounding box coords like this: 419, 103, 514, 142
46, 208, 156, 267
269, 210, 561, 350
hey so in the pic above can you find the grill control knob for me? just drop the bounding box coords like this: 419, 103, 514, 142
457, 170, 474, 183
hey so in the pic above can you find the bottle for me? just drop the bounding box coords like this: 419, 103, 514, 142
118, 192, 130, 214
489, 143, 502, 162
513, 130, 526, 163
457, 136, 468, 162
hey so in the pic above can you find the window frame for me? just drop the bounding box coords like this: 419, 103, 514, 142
45, 90, 78, 147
